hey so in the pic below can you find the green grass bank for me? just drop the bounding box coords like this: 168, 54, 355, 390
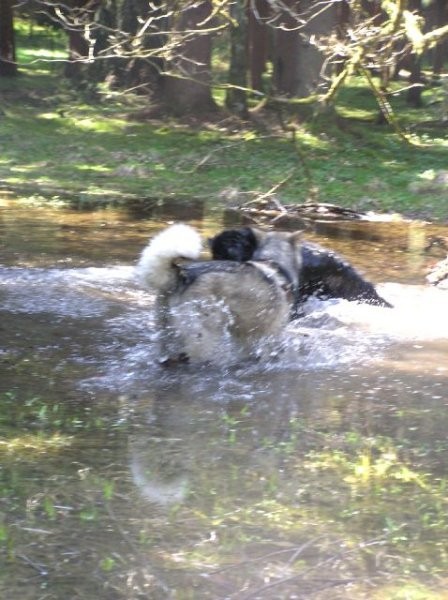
1, 21, 448, 221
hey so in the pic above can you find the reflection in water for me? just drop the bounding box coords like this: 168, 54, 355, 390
1, 198, 448, 599
129, 434, 190, 506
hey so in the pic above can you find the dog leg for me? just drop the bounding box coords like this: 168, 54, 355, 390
155, 295, 188, 365
170, 298, 248, 365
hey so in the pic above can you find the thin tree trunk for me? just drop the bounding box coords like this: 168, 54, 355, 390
63, 0, 102, 79
248, 0, 269, 92
225, 0, 249, 117
406, 0, 423, 107
272, 0, 300, 96
273, 0, 338, 98
0, 0, 17, 76
431, 0, 448, 77
294, 0, 338, 98
114, 0, 166, 92
162, 1, 218, 115
64, 29, 89, 78
407, 55, 424, 107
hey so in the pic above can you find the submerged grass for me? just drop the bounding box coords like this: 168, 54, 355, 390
1, 21, 448, 219
0, 433, 73, 455
3, 381, 448, 599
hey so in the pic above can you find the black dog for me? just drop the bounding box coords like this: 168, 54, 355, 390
209, 227, 392, 311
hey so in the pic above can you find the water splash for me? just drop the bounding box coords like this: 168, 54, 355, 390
318, 283, 448, 341
2, 265, 447, 392
0, 265, 140, 317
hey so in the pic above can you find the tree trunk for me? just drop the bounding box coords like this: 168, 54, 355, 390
63, 0, 102, 79
225, 0, 249, 117
294, 0, 338, 98
88, 0, 119, 83
248, 0, 270, 92
407, 55, 424, 108
430, 0, 448, 78
272, 0, 300, 96
115, 0, 166, 92
64, 29, 89, 78
272, 0, 338, 98
162, 1, 218, 115
406, 0, 423, 107
0, 0, 17, 76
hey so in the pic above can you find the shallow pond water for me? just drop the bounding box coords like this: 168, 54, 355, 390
1, 196, 448, 600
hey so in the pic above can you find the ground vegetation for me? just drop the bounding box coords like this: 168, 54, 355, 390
0, 13, 448, 221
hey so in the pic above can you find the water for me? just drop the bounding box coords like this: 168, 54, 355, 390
1, 197, 448, 599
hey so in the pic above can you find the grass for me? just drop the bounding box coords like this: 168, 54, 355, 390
1, 20, 448, 220
0, 433, 73, 456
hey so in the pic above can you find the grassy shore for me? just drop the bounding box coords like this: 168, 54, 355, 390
1, 22, 448, 221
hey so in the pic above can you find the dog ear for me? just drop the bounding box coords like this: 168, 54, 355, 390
288, 230, 303, 244
249, 228, 267, 244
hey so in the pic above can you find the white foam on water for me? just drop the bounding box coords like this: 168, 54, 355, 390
318, 283, 448, 342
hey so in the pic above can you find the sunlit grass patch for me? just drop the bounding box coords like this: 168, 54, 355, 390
15, 18, 67, 63
0, 432, 73, 455
39, 113, 130, 134
371, 582, 448, 600
305, 446, 430, 489
19, 48, 67, 62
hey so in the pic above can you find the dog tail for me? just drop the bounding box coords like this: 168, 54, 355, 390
136, 223, 202, 292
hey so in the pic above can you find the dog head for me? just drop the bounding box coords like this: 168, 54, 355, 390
209, 227, 258, 262
252, 230, 302, 290
210, 227, 302, 290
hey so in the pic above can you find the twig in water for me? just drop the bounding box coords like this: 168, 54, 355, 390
17, 553, 49, 577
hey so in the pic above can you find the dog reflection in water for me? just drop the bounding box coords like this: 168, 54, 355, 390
136, 224, 302, 365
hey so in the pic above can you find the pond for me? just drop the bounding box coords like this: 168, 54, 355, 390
1, 195, 448, 600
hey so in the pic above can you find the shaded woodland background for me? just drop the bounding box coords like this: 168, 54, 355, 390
1, 0, 448, 119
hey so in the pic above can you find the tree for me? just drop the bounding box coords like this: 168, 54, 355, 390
161, 0, 218, 115
271, 0, 301, 97
0, 0, 17, 76
110, 0, 166, 92
293, 0, 338, 98
248, 0, 270, 92
268, 0, 339, 99
64, 1, 92, 78
225, 0, 249, 117
429, 0, 448, 78
17, 0, 448, 120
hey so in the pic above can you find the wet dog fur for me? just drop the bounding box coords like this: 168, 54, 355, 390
136, 224, 302, 365
209, 227, 392, 310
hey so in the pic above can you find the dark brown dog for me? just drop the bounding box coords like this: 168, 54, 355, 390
209, 227, 392, 311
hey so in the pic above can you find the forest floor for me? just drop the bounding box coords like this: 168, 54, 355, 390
1, 23, 448, 222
